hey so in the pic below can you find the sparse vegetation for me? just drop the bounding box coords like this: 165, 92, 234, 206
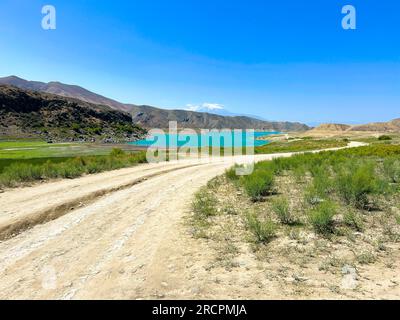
308, 201, 336, 234
245, 212, 276, 243
335, 160, 387, 209
272, 197, 296, 225
190, 143, 400, 292
225, 165, 243, 182
192, 187, 217, 219
343, 209, 364, 232
242, 169, 274, 201
383, 157, 400, 183
255, 138, 347, 154
356, 252, 377, 265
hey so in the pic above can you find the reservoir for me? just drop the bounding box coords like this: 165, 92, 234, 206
129, 131, 279, 148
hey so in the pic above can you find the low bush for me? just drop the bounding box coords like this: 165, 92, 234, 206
335, 160, 386, 209
308, 200, 337, 234
356, 252, 376, 265
223, 204, 237, 215
225, 165, 244, 181
395, 214, 400, 225
242, 169, 274, 201
110, 148, 126, 157
271, 197, 296, 225
383, 157, 400, 183
192, 188, 217, 219
343, 210, 364, 232
292, 164, 307, 182
378, 135, 392, 141
245, 212, 276, 243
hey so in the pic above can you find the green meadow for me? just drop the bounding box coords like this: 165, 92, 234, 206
0, 140, 147, 187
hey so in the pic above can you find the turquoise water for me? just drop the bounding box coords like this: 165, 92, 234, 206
129, 131, 279, 148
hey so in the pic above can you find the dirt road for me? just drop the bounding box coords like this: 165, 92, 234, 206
0, 142, 366, 299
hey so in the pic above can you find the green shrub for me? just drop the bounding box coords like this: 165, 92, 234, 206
343, 210, 364, 232
378, 135, 392, 141
71, 123, 81, 132
85, 159, 102, 174
333, 144, 400, 158
41, 161, 59, 179
383, 157, 400, 183
242, 169, 274, 201
292, 164, 307, 182
272, 197, 295, 225
0, 172, 14, 187
245, 212, 276, 243
304, 185, 326, 206
0, 163, 42, 184
192, 188, 217, 219
86, 126, 102, 135
335, 161, 385, 209
225, 165, 243, 181
223, 204, 237, 215
304, 168, 332, 206
225, 167, 237, 181
271, 157, 291, 174
56, 162, 84, 179
356, 252, 376, 265
308, 201, 337, 234
131, 152, 147, 164
110, 148, 126, 157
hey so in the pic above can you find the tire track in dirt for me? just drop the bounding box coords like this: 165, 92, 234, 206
0, 162, 204, 241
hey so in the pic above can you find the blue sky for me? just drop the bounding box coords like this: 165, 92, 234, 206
0, 0, 399, 124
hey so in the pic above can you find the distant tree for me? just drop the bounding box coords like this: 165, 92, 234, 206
378, 135, 392, 141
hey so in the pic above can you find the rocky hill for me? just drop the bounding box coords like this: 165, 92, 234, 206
0, 85, 146, 142
130, 105, 310, 131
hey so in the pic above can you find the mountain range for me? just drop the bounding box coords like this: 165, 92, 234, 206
0, 76, 310, 131
130, 104, 309, 131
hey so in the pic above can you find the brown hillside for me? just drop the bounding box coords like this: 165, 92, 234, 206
0, 85, 146, 142
310, 123, 351, 132
350, 119, 400, 132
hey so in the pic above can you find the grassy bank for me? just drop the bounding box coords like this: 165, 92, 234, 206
189, 144, 400, 282
0, 140, 115, 160
0, 148, 147, 188
0, 157, 75, 174
255, 138, 348, 154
